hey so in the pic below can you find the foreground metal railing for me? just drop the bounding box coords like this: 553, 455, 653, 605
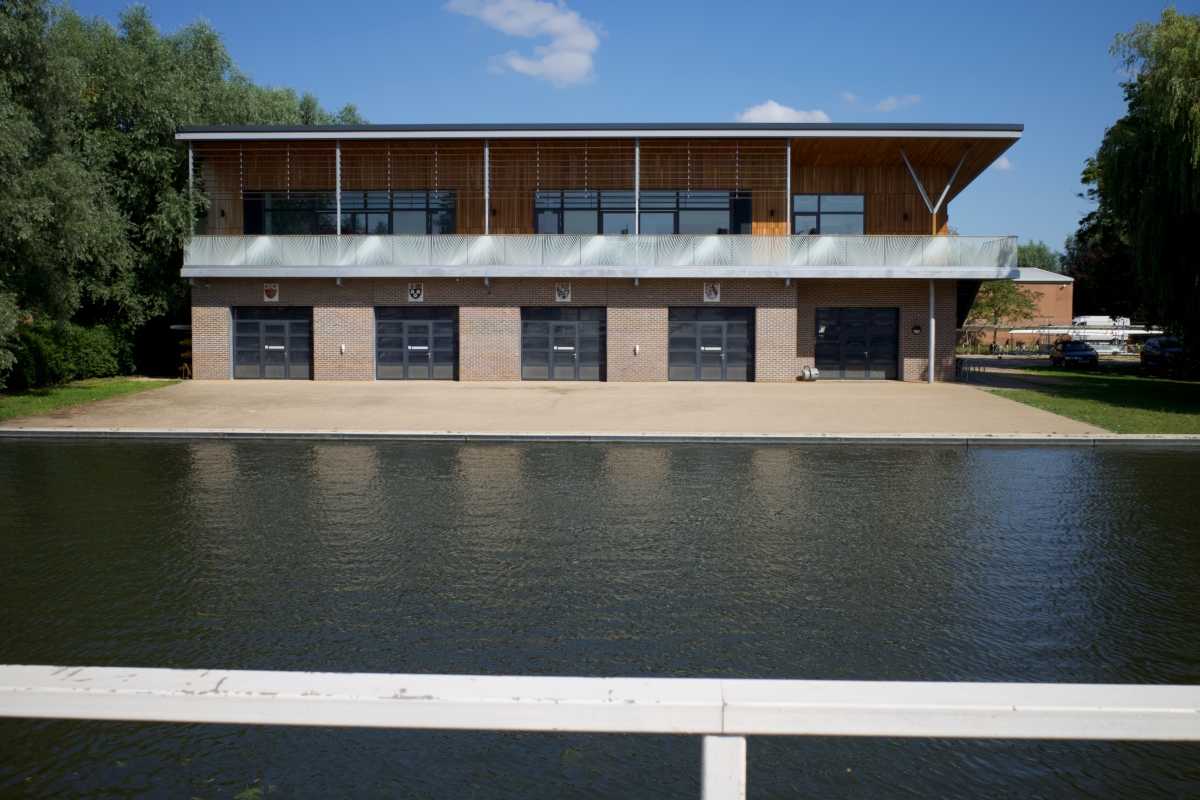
183, 233, 1018, 271
2, 666, 1197, 799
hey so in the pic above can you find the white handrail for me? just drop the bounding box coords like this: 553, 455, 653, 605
3, 666, 1197, 799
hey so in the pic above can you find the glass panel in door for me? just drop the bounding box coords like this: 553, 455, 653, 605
431, 321, 455, 380
576, 321, 603, 381
551, 323, 577, 380
724, 321, 750, 382
842, 313, 869, 379
699, 323, 725, 381
262, 322, 287, 379
405, 322, 431, 379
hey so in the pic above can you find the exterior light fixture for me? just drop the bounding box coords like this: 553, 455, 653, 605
912, 324, 922, 335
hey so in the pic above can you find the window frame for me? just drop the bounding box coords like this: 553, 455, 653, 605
791, 194, 865, 235
244, 190, 457, 235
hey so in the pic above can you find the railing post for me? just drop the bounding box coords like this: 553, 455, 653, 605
702, 736, 746, 800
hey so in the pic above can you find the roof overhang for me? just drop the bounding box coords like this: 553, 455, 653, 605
175, 122, 1023, 142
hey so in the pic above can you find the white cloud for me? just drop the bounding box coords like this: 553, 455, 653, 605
446, 0, 601, 88
991, 156, 1014, 171
875, 94, 921, 112
735, 99, 830, 123
840, 91, 859, 105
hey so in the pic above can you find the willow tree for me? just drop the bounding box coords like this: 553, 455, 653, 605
1095, 8, 1200, 357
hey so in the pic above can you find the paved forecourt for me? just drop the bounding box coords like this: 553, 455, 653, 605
0, 380, 1105, 437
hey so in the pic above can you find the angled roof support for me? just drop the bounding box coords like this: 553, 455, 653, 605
900, 147, 971, 234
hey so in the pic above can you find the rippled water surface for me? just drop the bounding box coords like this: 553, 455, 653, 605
1, 441, 1199, 798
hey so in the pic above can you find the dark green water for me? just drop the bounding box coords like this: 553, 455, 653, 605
1, 440, 1198, 798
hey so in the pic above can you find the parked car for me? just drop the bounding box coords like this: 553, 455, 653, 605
1050, 340, 1100, 368
1140, 336, 1184, 374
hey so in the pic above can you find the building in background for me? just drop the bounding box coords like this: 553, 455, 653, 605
179, 122, 1020, 382
961, 267, 1074, 351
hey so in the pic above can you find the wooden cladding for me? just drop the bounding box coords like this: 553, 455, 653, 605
190, 135, 1010, 237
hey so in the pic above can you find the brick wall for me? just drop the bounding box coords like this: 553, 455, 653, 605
796, 279, 957, 382
191, 277, 958, 383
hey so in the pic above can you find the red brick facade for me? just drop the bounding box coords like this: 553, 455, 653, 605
191, 277, 958, 382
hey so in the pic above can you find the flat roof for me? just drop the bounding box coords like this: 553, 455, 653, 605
176, 122, 1023, 141
1015, 267, 1073, 283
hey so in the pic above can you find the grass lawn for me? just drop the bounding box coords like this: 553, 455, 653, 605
0, 377, 179, 423
986, 366, 1200, 434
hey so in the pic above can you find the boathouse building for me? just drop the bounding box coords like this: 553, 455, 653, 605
178, 122, 1020, 382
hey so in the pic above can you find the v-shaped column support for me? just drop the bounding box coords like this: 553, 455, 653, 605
900, 148, 971, 235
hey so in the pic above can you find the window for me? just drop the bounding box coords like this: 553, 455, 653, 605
640, 190, 752, 235
243, 190, 456, 235
792, 194, 864, 235
533, 189, 752, 234
535, 190, 635, 234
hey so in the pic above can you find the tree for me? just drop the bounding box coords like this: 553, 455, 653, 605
0, 293, 18, 389
967, 281, 1039, 350
0, 1, 363, 386
1061, 159, 1140, 318
1093, 8, 1200, 355
1017, 240, 1061, 272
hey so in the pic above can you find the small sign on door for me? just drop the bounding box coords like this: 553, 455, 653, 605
703, 282, 720, 303
263, 283, 279, 303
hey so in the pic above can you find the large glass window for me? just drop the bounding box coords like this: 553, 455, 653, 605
534, 189, 752, 234
243, 190, 456, 235
639, 190, 752, 235
535, 190, 635, 234
792, 194, 864, 235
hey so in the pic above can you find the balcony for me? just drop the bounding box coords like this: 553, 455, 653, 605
181, 234, 1017, 280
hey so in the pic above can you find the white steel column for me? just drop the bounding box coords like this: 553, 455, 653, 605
187, 141, 194, 235
634, 137, 640, 235
483, 139, 490, 235
784, 138, 791, 232
928, 279, 936, 384
702, 736, 746, 800
335, 140, 342, 236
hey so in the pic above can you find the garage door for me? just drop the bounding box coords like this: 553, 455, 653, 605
815, 307, 898, 379
232, 307, 312, 379
521, 308, 606, 380
376, 307, 457, 380
668, 308, 754, 381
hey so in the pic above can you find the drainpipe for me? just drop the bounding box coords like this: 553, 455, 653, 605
928, 279, 936, 384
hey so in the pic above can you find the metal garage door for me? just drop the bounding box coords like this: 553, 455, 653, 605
668, 308, 754, 381
521, 308, 606, 380
232, 307, 312, 379
376, 307, 457, 380
815, 307, 899, 379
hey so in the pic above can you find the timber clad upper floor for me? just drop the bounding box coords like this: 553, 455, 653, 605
178, 122, 1021, 279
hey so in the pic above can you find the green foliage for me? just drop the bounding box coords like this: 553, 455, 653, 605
1017, 240, 1061, 272
1062, 160, 1139, 318
967, 280, 1040, 347
0, 293, 18, 389
9, 321, 126, 390
0, 0, 362, 386
1093, 7, 1200, 352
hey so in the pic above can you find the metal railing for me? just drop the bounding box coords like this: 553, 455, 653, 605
183, 234, 1017, 270
2, 665, 1197, 799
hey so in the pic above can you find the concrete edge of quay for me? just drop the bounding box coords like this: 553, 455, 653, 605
1, 427, 1199, 447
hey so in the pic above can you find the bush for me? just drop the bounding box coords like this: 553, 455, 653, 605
8, 322, 125, 391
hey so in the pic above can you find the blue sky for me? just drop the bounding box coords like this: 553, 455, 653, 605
75, 0, 1191, 249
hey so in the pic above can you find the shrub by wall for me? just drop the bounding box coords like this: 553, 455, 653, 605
8, 323, 126, 391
